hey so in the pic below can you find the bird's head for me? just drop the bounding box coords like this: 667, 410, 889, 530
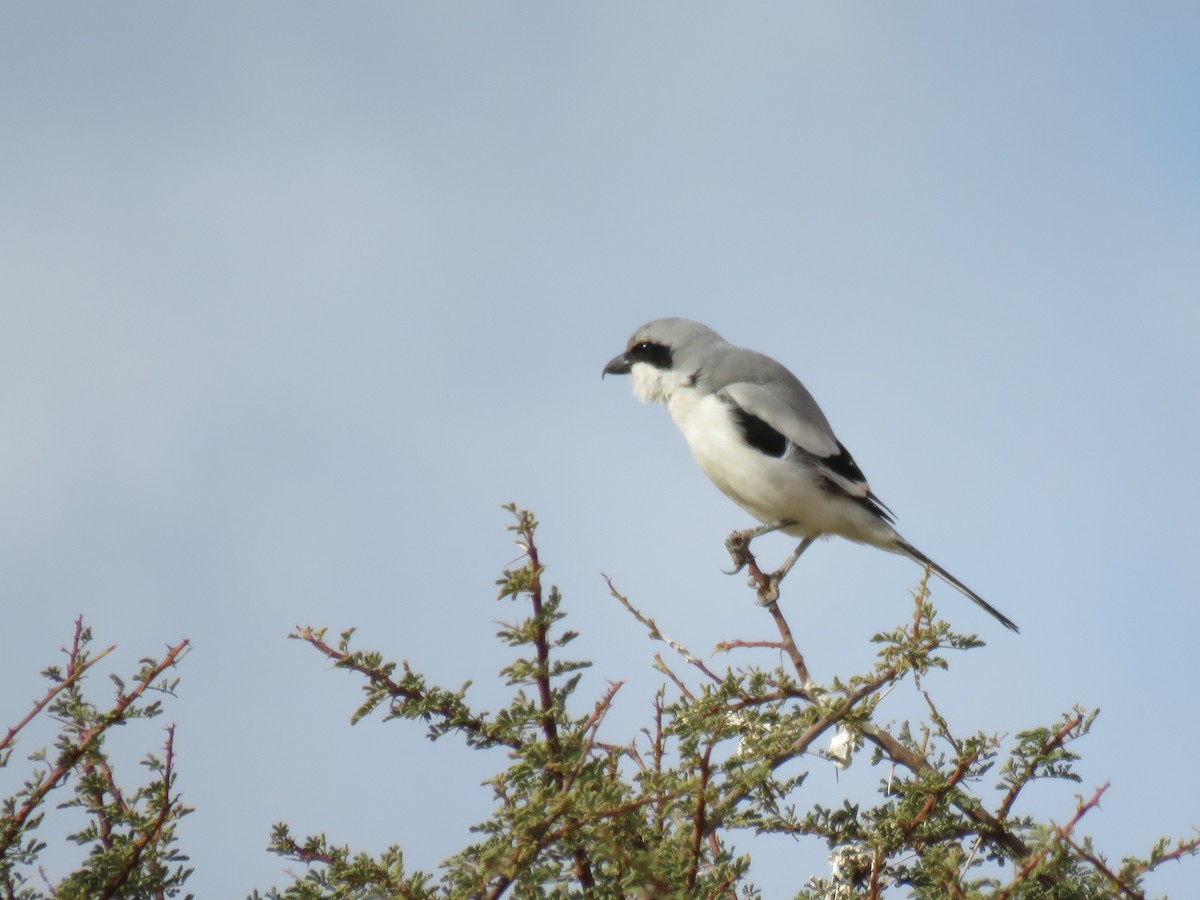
602, 318, 725, 404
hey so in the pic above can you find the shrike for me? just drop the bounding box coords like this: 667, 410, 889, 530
603, 317, 1018, 632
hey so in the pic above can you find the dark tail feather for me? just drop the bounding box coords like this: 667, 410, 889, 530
896, 540, 1019, 633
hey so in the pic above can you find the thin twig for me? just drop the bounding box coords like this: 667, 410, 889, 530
97, 725, 180, 900
762, 599, 810, 686
655, 654, 699, 702
713, 639, 789, 653
863, 723, 1031, 862
606, 576, 724, 684
998, 710, 1086, 821
722, 534, 813, 685
517, 514, 594, 892
701, 653, 921, 838
1, 621, 115, 755
998, 784, 1111, 898
687, 740, 716, 892
0, 638, 190, 855
294, 628, 523, 751
899, 750, 979, 840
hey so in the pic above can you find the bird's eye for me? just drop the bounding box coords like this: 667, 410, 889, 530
627, 340, 673, 370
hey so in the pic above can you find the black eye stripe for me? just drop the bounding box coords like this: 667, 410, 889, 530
626, 340, 673, 370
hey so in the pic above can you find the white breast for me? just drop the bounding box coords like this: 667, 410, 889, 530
666, 390, 895, 546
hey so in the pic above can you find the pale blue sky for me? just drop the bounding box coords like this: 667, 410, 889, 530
2, 4, 1198, 896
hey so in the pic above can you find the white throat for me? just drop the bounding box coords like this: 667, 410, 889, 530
630, 363, 689, 404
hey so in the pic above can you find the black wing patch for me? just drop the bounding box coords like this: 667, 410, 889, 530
730, 406, 789, 458
824, 440, 867, 484
817, 440, 894, 521
814, 472, 896, 524
728, 401, 896, 524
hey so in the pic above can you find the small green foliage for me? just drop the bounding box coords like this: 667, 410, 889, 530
269, 508, 1200, 897
252, 825, 433, 899
10, 511, 1194, 897
1, 619, 193, 899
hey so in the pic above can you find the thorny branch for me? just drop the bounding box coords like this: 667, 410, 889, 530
687, 741, 716, 892
998, 710, 1086, 820
97, 725, 181, 900
271, 506, 1200, 895
1003, 783, 1200, 899
0, 618, 115, 757
605, 577, 725, 685
614, 527, 1043, 868
730, 538, 1042, 866
293, 628, 524, 752
998, 784, 1112, 898
720, 532, 814, 684
610, 540, 1031, 858
861, 723, 1031, 861
510, 510, 595, 893
0, 635, 190, 855
761, 597, 810, 686
899, 750, 979, 840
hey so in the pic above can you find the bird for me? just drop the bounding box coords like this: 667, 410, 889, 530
602, 317, 1018, 632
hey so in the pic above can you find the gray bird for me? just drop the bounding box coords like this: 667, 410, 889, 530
603, 317, 1018, 632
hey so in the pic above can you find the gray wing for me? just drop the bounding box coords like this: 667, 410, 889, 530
719, 379, 894, 522
720, 379, 839, 457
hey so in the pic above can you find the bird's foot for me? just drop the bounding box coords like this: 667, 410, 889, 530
756, 535, 816, 605
722, 520, 797, 575
722, 528, 757, 575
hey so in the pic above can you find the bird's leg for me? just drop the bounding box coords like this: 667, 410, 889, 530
760, 536, 817, 604
723, 519, 797, 575
774, 535, 816, 582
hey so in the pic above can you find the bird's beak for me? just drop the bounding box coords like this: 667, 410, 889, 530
602, 352, 631, 378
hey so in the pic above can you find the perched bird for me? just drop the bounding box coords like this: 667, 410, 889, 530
603, 317, 1018, 632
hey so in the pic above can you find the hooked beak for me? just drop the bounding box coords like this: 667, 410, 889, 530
602, 352, 631, 378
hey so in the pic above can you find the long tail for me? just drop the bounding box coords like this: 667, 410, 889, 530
895, 539, 1019, 633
